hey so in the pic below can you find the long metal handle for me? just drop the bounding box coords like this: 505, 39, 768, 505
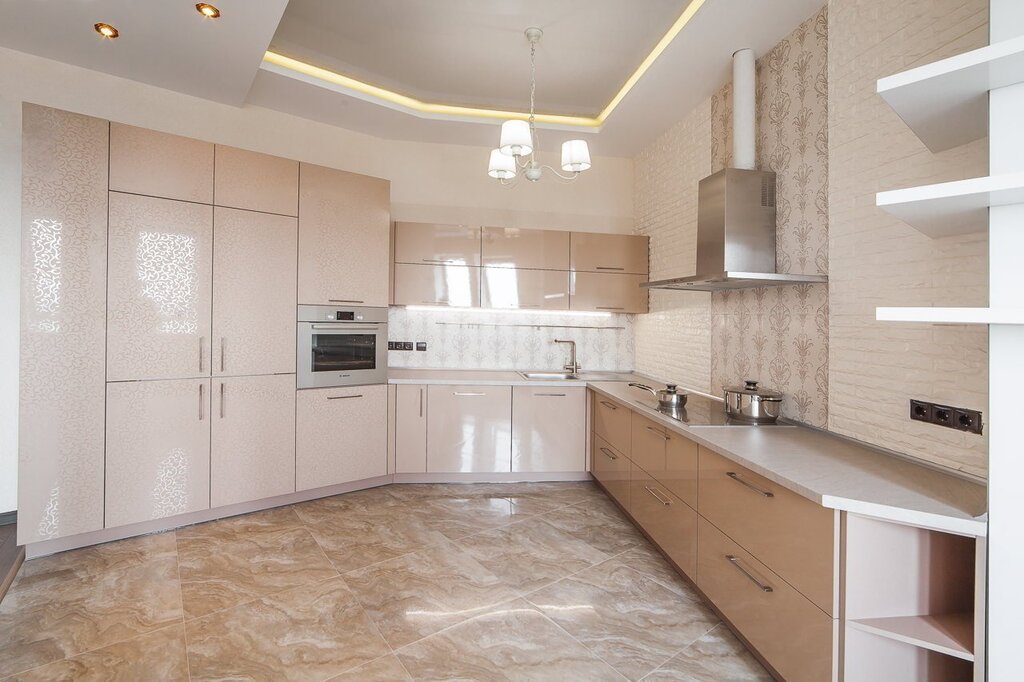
310, 324, 382, 331
597, 306, 625, 311
327, 394, 363, 400
219, 383, 225, 419
220, 337, 225, 372
726, 555, 773, 592
199, 383, 204, 421
599, 447, 618, 461
328, 299, 364, 303
421, 258, 456, 264
453, 391, 486, 396
419, 388, 424, 417
645, 485, 672, 506
535, 393, 567, 397
199, 336, 204, 372
646, 425, 670, 440
599, 400, 618, 410
425, 299, 450, 305
726, 472, 775, 498
596, 266, 625, 271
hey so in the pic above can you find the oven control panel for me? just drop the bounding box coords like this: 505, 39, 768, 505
328, 311, 363, 321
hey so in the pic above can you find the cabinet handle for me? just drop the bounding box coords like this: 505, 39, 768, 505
327, 394, 362, 400
421, 258, 457, 264
599, 400, 618, 410
646, 425, 670, 439
219, 382, 225, 419
425, 299, 451, 305
644, 485, 672, 506
199, 383, 204, 421
519, 304, 541, 308
596, 266, 625, 271
220, 337, 225, 372
536, 393, 566, 397
199, 336, 204, 372
726, 555, 774, 593
726, 472, 774, 498
310, 324, 381, 331
453, 391, 486, 396
419, 388, 424, 417
599, 447, 618, 461
597, 306, 625, 311
329, 299, 364, 303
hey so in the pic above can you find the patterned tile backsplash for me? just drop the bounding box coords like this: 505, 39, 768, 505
387, 307, 635, 372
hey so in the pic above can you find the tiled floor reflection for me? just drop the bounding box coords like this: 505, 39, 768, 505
0, 482, 771, 681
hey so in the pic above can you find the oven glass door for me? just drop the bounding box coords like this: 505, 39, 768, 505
312, 332, 376, 372
298, 322, 387, 388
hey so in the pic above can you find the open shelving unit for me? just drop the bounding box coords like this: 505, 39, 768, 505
876, 172, 1024, 237
847, 613, 974, 661
876, 307, 1024, 325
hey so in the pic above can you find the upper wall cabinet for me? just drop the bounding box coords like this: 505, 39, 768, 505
214, 145, 298, 217
481, 267, 569, 310
109, 123, 214, 204
107, 193, 213, 381
298, 163, 390, 307
570, 232, 649, 275
393, 263, 481, 307
482, 227, 569, 270
394, 222, 481, 266
570, 272, 649, 313
212, 207, 297, 376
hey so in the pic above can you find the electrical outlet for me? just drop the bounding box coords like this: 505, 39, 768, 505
909, 399, 983, 435
909, 400, 932, 423
932, 405, 954, 426
387, 341, 397, 351
402, 341, 414, 351
954, 408, 984, 435
416, 342, 427, 351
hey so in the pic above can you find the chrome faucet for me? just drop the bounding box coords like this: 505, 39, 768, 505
554, 339, 581, 374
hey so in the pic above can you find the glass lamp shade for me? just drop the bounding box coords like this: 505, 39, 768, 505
487, 148, 517, 179
499, 120, 533, 156
561, 139, 592, 172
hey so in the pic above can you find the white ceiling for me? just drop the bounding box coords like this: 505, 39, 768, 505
0, 0, 826, 156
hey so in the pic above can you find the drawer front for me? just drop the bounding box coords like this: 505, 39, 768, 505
697, 518, 834, 682
699, 447, 836, 615
629, 412, 667, 478
663, 429, 698, 510
630, 465, 697, 577
592, 393, 631, 456
592, 434, 629, 510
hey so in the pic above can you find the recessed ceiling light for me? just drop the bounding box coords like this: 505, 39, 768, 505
94, 22, 119, 39
196, 3, 221, 18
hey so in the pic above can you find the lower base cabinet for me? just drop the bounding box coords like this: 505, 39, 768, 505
105, 379, 211, 527
591, 434, 630, 508
697, 517, 834, 682
296, 385, 388, 490
629, 464, 697, 577
512, 386, 585, 472
394, 384, 427, 474
427, 385, 511, 473
211, 374, 296, 507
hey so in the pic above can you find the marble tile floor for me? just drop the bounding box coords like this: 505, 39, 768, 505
0, 482, 771, 681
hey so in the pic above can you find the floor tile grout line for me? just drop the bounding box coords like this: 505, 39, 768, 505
171, 530, 194, 682
636, 622, 729, 681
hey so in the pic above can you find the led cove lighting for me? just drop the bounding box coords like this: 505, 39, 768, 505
196, 3, 221, 18
404, 305, 613, 318
94, 22, 119, 39
261, 0, 707, 129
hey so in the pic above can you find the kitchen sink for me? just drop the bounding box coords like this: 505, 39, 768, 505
518, 371, 580, 380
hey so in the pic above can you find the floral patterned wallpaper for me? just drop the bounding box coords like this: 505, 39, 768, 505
707, 6, 830, 426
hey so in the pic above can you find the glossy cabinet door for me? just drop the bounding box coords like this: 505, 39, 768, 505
570, 272, 649, 313
212, 207, 297, 377
512, 386, 586, 472
298, 163, 390, 307
591, 434, 629, 510
105, 379, 211, 528
106, 192, 214, 381
629, 464, 698, 577
592, 394, 631, 456
395, 385, 427, 474
569, 232, 649, 274
394, 222, 481, 266
214, 145, 298, 216
427, 385, 511, 473
109, 123, 214, 204
210, 374, 296, 507
481, 227, 569, 270
393, 263, 481, 307
19, 104, 109, 544
481, 267, 569, 310
630, 412, 669, 478
296, 385, 387, 490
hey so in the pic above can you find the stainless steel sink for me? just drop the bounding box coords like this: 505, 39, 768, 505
518, 371, 580, 380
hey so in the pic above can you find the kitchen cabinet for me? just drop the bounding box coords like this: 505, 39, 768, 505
512, 386, 586, 472
591, 434, 630, 509
109, 123, 214, 204
569, 232, 649, 275
298, 163, 390, 307
427, 385, 511, 473
210, 374, 296, 507
481, 227, 568, 270
104, 379, 211, 527
570, 271, 649, 313
214, 145, 298, 216
394, 385, 428, 473
394, 222, 481, 266
212, 207, 297, 377
481, 267, 569, 310
106, 192, 214, 382
630, 463, 698, 577
393, 263, 481, 307
296, 385, 387, 490
630, 412, 697, 509
593, 394, 631, 456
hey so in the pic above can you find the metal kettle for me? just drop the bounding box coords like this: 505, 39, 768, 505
629, 382, 688, 409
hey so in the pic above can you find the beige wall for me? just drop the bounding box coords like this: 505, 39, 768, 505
827, 0, 988, 478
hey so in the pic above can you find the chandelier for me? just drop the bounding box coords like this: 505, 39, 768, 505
487, 28, 592, 184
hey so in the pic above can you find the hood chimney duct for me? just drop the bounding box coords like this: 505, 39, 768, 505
732, 48, 756, 170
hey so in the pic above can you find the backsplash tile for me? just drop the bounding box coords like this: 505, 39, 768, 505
387, 307, 635, 372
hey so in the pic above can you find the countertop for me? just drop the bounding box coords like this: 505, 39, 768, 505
386, 368, 987, 537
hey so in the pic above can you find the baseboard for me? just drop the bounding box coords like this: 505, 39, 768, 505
392, 471, 591, 484
0, 511, 16, 526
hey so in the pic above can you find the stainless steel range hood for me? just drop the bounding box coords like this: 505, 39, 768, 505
642, 50, 827, 293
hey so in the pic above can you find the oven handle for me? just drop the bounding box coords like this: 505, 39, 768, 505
309, 324, 384, 332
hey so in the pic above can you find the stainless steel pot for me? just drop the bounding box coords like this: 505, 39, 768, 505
723, 380, 783, 424
629, 382, 688, 409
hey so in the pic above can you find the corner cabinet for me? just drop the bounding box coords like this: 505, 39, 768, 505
298, 163, 390, 307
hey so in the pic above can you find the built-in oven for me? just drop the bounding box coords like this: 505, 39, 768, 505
297, 305, 388, 389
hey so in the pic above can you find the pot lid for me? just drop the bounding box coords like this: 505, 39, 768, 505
723, 379, 783, 400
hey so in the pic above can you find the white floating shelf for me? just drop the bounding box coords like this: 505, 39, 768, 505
876, 307, 1024, 325
878, 34, 1024, 152
848, 613, 974, 661
876, 172, 1024, 237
